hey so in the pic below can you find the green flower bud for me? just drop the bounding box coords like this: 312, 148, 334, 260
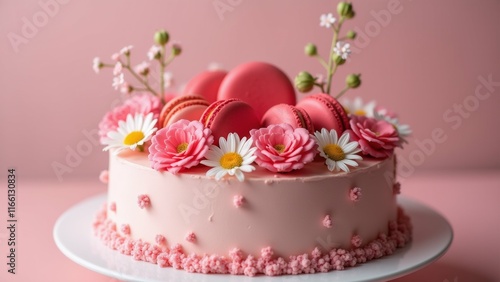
346, 74, 361, 88
295, 71, 315, 93
346, 30, 357, 39
333, 53, 345, 65
172, 44, 182, 56
154, 30, 170, 45
337, 2, 353, 18
304, 43, 317, 56
345, 10, 355, 19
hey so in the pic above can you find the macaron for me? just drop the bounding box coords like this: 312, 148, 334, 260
296, 93, 350, 134
200, 98, 260, 144
217, 62, 296, 119
261, 104, 315, 133
183, 70, 227, 103
158, 95, 210, 128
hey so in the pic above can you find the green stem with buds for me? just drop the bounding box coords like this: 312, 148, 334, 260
159, 45, 166, 104
336, 86, 350, 99
326, 17, 344, 95
122, 63, 159, 97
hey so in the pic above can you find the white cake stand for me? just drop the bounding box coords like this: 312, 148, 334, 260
54, 194, 452, 282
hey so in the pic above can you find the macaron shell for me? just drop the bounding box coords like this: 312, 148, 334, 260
159, 95, 207, 127
202, 99, 260, 144
183, 70, 227, 103
163, 101, 209, 127
217, 62, 296, 119
296, 106, 315, 133
296, 93, 349, 134
261, 104, 314, 133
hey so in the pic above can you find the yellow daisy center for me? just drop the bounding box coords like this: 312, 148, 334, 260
274, 144, 285, 153
323, 144, 345, 161
124, 131, 145, 146
176, 142, 188, 153
220, 152, 243, 169
354, 109, 366, 116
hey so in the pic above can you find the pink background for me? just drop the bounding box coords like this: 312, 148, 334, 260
0, 0, 499, 281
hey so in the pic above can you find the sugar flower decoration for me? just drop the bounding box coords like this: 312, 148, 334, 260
98, 94, 161, 143
333, 41, 351, 60
201, 133, 257, 182
320, 13, 336, 28
374, 112, 412, 145
349, 115, 399, 158
148, 120, 213, 174
313, 128, 362, 172
103, 113, 157, 154
341, 97, 376, 118
250, 124, 317, 173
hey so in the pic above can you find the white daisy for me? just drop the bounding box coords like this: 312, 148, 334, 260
341, 97, 377, 117
112, 73, 125, 90
320, 13, 336, 28
313, 129, 362, 173
374, 112, 412, 145
201, 133, 257, 182
333, 41, 351, 60
103, 113, 158, 154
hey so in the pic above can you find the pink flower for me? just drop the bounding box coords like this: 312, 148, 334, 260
113, 62, 123, 76
98, 94, 161, 143
185, 232, 196, 243
250, 124, 317, 173
148, 120, 213, 173
233, 195, 244, 208
137, 194, 151, 209
349, 115, 399, 158
323, 215, 333, 228
349, 187, 362, 202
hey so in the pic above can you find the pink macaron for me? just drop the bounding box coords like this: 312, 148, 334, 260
200, 98, 260, 144
261, 104, 315, 133
183, 70, 227, 103
296, 93, 350, 134
158, 95, 210, 128
217, 62, 296, 120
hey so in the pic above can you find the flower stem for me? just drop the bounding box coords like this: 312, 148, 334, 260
123, 64, 159, 97
315, 55, 330, 71
326, 17, 344, 95
336, 86, 350, 99
159, 45, 166, 104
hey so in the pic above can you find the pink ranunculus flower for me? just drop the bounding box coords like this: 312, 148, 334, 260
348, 115, 399, 158
250, 123, 317, 173
98, 94, 161, 143
148, 119, 213, 173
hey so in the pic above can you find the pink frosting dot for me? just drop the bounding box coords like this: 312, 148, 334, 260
99, 170, 109, 184
137, 194, 151, 209
351, 234, 363, 248
233, 195, 244, 208
109, 202, 116, 212
350, 187, 362, 202
185, 232, 196, 243
155, 234, 166, 245
393, 182, 401, 195
120, 224, 130, 235
322, 215, 333, 228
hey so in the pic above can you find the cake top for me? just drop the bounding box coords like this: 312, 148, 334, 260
93, 2, 411, 182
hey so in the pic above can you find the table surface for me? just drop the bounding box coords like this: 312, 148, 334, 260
1, 170, 499, 282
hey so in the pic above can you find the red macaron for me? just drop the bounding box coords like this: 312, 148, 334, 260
200, 98, 261, 144
296, 93, 350, 134
182, 70, 227, 103
217, 62, 296, 120
158, 95, 210, 128
261, 104, 315, 133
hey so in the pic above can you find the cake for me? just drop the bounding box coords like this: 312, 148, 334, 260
92, 2, 412, 276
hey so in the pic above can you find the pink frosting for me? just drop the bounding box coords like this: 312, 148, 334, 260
348, 116, 399, 159
351, 234, 363, 248
322, 215, 333, 228
109, 202, 116, 212
349, 187, 362, 202
148, 120, 213, 173
98, 94, 161, 143
94, 205, 412, 276
156, 234, 166, 245
185, 232, 197, 243
99, 170, 109, 183
120, 224, 130, 235
233, 195, 244, 208
250, 124, 317, 173
137, 194, 151, 209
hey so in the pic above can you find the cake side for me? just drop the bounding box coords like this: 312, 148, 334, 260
106, 150, 398, 258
